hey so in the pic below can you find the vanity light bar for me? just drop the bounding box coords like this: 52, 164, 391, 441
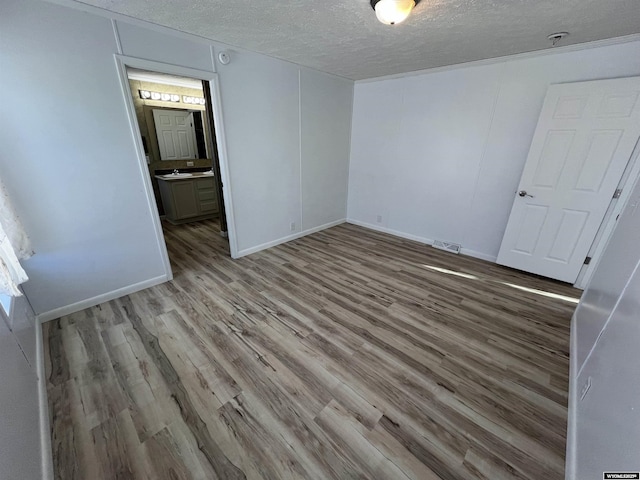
182, 96, 206, 105
138, 90, 181, 103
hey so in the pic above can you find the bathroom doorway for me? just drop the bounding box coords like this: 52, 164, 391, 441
115, 56, 237, 278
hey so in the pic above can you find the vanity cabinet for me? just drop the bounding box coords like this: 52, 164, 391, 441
156, 176, 219, 224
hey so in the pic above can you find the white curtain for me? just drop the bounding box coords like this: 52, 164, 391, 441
0, 179, 32, 296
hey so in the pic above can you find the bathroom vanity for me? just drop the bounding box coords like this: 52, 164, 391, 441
155, 172, 219, 224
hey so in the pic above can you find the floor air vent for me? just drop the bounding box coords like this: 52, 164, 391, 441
432, 240, 461, 254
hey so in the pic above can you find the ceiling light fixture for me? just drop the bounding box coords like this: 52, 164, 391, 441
371, 0, 417, 25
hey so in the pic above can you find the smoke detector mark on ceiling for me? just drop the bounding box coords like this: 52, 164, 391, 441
548, 32, 570, 47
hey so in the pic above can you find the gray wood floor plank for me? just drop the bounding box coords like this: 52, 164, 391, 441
45, 219, 577, 479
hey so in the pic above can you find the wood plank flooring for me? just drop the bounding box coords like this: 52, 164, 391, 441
44, 219, 579, 480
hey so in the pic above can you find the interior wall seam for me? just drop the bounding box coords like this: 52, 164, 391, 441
461, 61, 506, 248
111, 19, 123, 55
298, 69, 304, 230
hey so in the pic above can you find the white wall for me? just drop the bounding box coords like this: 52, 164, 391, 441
566, 172, 640, 478
215, 46, 352, 254
216, 47, 302, 252
0, 296, 43, 480
1, 0, 169, 317
300, 70, 353, 230
0, 0, 353, 318
348, 39, 640, 262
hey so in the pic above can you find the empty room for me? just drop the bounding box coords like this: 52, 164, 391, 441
1, 0, 640, 479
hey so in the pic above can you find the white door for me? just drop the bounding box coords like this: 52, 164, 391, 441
153, 109, 197, 160
497, 77, 640, 283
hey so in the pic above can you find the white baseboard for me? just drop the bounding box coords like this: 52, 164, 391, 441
346, 219, 498, 263
35, 274, 170, 323
459, 248, 498, 263
236, 219, 346, 258
346, 219, 436, 245
565, 313, 578, 480
36, 317, 53, 480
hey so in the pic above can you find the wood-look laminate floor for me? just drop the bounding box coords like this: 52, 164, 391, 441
45, 219, 579, 480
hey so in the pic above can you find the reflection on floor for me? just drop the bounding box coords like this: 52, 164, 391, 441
44, 219, 578, 479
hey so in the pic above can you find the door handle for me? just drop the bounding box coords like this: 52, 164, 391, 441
518, 190, 534, 198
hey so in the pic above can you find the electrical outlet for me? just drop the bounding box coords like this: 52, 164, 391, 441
376, 215, 382, 223
186, 161, 194, 167
580, 376, 592, 401
290, 222, 296, 232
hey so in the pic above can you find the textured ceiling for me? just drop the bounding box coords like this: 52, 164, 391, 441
79, 0, 640, 80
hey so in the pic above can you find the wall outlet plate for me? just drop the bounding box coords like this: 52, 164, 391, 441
580, 376, 592, 401
290, 222, 296, 232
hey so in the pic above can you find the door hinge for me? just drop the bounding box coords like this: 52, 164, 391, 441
584, 256, 592, 265
613, 188, 622, 199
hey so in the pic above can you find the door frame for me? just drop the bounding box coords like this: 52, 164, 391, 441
575, 135, 640, 289
113, 55, 239, 280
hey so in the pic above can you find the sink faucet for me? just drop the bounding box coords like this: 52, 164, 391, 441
173, 169, 179, 175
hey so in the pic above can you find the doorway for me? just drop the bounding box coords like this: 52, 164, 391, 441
115, 56, 237, 278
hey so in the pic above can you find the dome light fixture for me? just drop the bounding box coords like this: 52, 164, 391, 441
371, 0, 417, 25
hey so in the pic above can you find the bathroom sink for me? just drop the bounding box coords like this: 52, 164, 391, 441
163, 173, 193, 178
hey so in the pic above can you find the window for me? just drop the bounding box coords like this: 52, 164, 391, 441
0, 293, 11, 317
